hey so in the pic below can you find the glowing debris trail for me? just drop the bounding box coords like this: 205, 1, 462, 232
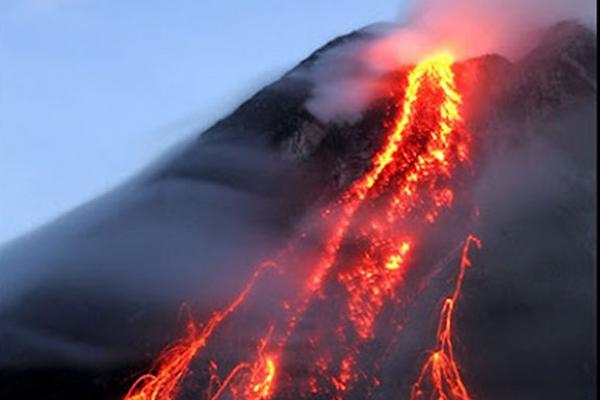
309, 52, 468, 397
123, 262, 275, 400
410, 235, 482, 400
250, 51, 471, 397
304, 52, 467, 301
334, 51, 468, 344
209, 326, 278, 400
123, 51, 476, 399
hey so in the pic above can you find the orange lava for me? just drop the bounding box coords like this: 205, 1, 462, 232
208, 326, 277, 400
410, 235, 482, 400
305, 52, 468, 301
123, 262, 275, 400
317, 51, 469, 395
123, 51, 477, 400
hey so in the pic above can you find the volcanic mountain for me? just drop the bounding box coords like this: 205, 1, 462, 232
0, 20, 596, 399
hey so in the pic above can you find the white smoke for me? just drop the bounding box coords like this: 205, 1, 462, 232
303, 0, 596, 123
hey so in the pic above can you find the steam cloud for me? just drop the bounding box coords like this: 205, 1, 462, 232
303, 0, 596, 122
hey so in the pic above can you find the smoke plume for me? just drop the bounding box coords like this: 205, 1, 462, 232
303, 0, 596, 123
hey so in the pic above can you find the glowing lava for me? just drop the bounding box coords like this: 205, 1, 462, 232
123, 262, 275, 400
281, 52, 471, 396
208, 326, 278, 400
124, 51, 478, 400
410, 235, 482, 400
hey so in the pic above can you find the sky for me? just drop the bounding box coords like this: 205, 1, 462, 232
0, 0, 408, 244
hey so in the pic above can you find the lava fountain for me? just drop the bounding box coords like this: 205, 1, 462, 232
124, 51, 481, 400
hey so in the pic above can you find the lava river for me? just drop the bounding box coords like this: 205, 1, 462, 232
124, 52, 482, 400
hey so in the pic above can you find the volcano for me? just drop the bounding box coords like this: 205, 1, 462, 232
0, 20, 596, 400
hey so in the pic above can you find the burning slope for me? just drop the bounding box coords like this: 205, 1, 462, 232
124, 51, 478, 400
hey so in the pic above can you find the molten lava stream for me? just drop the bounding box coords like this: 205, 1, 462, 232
410, 235, 482, 400
124, 51, 476, 400
277, 52, 472, 397
123, 262, 275, 400
207, 325, 277, 400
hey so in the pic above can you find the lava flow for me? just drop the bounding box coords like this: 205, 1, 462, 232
123, 262, 275, 400
124, 51, 479, 400
410, 235, 482, 400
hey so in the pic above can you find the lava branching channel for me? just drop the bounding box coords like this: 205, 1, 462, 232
124, 52, 481, 400
410, 235, 482, 400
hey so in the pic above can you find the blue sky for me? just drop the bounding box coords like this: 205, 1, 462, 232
0, 0, 408, 243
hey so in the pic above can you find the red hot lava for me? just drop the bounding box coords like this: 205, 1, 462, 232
410, 235, 482, 400
124, 52, 480, 400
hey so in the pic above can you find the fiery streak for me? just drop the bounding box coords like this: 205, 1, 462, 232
305, 52, 466, 299
124, 51, 477, 399
123, 262, 275, 400
410, 235, 482, 400
210, 326, 278, 400
270, 51, 470, 396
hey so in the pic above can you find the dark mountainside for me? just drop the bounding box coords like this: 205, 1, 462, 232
0, 21, 596, 399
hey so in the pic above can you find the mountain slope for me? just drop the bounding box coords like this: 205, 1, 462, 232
0, 20, 595, 400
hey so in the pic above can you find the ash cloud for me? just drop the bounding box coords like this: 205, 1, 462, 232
0, 138, 304, 367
